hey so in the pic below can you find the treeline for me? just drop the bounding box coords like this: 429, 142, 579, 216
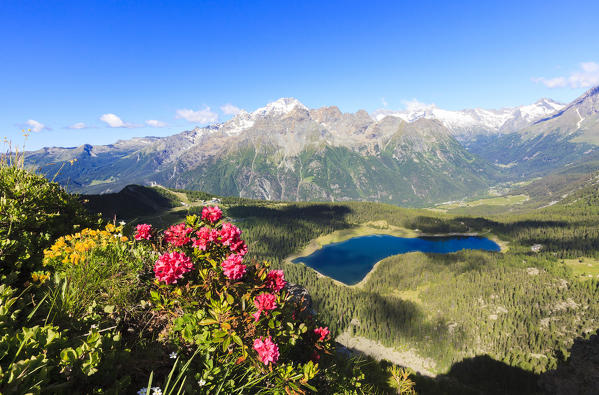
223, 194, 599, 375
86, 182, 599, 380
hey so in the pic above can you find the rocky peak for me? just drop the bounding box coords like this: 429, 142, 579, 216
251, 98, 308, 118
310, 106, 343, 123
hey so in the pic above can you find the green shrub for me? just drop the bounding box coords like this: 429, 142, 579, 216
0, 164, 407, 394
42, 224, 152, 318
0, 163, 93, 285
135, 213, 342, 393
0, 284, 130, 394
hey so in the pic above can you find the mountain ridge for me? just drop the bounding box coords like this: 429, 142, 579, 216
25, 87, 599, 206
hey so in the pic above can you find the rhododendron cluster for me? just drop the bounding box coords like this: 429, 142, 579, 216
314, 326, 330, 341
164, 223, 193, 247
202, 205, 222, 223
154, 251, 194, 284
253, 336, 280, 365
221, 253, 246, 280
253, 292, 277, 321
265, 270, 287, 292
47, 203, 346, 390
134, 223, 153, 240
218, 223, 247, 256
192, 226, 218, 251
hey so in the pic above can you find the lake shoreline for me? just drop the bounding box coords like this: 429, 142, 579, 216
285, 223, 506, 287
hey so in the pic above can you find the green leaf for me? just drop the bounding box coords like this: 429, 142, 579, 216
60, 348, 77, 364
232, 334, 243, 347
222, 336, 231, 352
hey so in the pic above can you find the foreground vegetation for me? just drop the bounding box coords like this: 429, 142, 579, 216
15, 141, 598, 393
1, 153, 418, 393
79, 176, 599, 393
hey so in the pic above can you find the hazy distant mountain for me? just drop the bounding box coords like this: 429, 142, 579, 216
372, 98, 565, 138
524, 85, 599, 143
465, 86, 599, 177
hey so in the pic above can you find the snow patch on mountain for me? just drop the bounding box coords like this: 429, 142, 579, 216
576, 108, 585, 129
252, 98, 308, 117
222, 110, 255, 135
372, 98, 565, 135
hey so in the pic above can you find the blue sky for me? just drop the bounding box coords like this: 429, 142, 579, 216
2, 0, 599, 150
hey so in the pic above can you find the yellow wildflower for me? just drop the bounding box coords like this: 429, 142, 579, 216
31, 271, 50, 284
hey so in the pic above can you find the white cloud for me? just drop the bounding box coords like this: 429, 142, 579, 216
402, 99, 437, 112
26, 119, 48, 132
533, 62, 599, 89
146, 119, 168, 127
100, 113, 139, 128
68, 122, 88, 129
220, 103, 242, 115
532, 76, 567, 88
175, 107, 218, 123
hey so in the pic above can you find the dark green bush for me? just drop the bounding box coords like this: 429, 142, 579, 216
0, 165, 94, 285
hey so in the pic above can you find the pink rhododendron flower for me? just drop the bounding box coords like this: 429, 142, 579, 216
221, 253, 246, 280
202, 206, 222, 223
314, 326, 330, 341
230, 240, 248, 256
219, 222, 242, 247
192, 227, 218, 251
252, 311, 261, 321
253, 336, 279, 365
265, 270, 286, 292
253, 292, 277, 321
154, 251, 194, 284
164, 223, 193, 247
218, 222, 248, 255
134, 224, 152, 240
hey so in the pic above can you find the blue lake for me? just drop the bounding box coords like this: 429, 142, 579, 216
292, 235, 500, 285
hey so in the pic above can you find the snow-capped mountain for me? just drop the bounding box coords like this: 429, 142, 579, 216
372, 98, 565, 138
25, 89, 599, 206
26, 97, 497, 205
518, 85, 599, 142
465, 86, 599, 178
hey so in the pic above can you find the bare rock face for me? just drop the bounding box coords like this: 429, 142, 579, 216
539, 330, 599, 394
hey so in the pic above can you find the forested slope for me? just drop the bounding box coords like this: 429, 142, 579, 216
84, 183, 599, 393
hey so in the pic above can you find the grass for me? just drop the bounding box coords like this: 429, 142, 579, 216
563, 257, 599, 280
89, 177, 116, 186
314, 221, 419, 246
154, 185, 190, 204
435, 194, 529, 210
392, 287, 429, 305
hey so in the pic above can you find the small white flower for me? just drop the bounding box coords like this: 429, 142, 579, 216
137, 389, 147, 395
119, 221, 126, 226
198, 379, 206, 387
151, 387, 162, 395
90, 324, 98, 329
169, 351, 177, 359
